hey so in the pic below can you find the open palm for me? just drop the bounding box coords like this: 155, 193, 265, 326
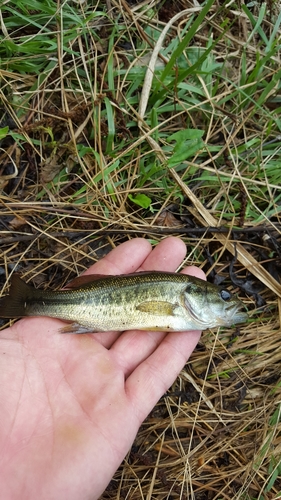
0, 237, 204, 500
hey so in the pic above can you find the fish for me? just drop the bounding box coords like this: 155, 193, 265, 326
0, 272, 248, 333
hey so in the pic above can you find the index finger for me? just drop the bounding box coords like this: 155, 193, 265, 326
83, 239, 152, 276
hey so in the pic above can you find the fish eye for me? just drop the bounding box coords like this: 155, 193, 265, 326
220, 289, 232, 301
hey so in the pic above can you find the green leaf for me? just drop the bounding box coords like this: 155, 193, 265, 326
152, 0, 216, 96
0, 126, 9, 140
167, 129, 204, 145
167, 129, 204, 166
104, 97, 115, 153
128, 193, 152, 209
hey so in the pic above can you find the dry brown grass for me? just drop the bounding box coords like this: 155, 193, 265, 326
0, 0, 281, 498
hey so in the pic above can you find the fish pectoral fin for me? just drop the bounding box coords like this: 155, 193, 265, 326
59, 322, 98, 334
136, 301, 176, 316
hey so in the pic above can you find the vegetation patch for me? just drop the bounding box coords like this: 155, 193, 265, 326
0, 0, 280, 497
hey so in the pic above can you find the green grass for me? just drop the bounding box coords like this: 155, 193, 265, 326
1, 0, 281, 222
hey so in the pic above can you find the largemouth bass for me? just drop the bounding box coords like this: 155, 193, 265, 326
0, 272, 248, 333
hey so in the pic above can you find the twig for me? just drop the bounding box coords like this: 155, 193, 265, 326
0, 224, 280, 245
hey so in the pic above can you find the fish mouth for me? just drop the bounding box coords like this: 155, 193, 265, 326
226, 303, 248, 325
184, 297, 248, 328
232, 310, 248, 324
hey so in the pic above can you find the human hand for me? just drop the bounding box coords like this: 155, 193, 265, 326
0, 237, 205, 500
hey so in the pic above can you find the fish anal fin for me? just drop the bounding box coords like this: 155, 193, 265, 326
136, 301, 176, 316
59, 322, 98, 334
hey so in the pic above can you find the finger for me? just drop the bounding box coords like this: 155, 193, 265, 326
182, 265, 205, 280
111, 266, 205, 377
137, 237, 186, 271
83, 238, 152, 276
125, 328, 201, 423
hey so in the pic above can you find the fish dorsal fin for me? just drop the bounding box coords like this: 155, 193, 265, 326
64, 274, 112, 289
64, 270, 178, 289
64, 272, 153, 289
136, 301, 176, 316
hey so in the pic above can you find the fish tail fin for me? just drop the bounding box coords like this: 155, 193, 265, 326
0, 274, 35, 318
